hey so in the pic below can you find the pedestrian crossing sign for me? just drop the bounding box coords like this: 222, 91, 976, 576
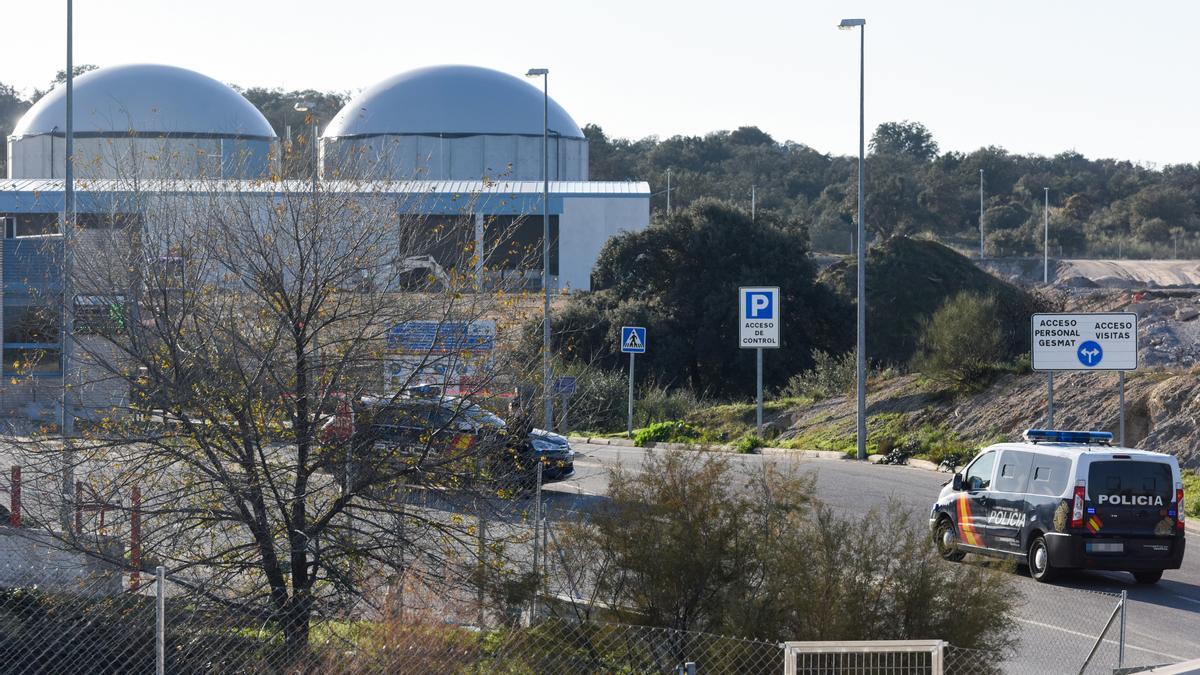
620, 326, 647, 353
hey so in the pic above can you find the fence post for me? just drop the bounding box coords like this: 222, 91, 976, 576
131, 486, 142, 592
1119, 590, 1127, 669
156, 565, 165, 675
75, 480, 83, 534
10, 466, 20, 527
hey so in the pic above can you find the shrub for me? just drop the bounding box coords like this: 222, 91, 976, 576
731, 433, 764, 454
551, 361, 628, 433
779, 350, 855, 400
557, 449, 1020, 652
914, 292, 1004, 392
637, 384, 706, 428
633, 420, 703, 447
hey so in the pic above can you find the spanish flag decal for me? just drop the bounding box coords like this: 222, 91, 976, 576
1086, 515, 1103, 533
956, 495, 983, 546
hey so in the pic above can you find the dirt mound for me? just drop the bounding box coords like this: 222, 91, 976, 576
820, 238, 1044, 365
779, 370, 1200, 468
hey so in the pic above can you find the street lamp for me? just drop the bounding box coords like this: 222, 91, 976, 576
293, 101, 319, 185
525, 68, 552, 433
839, 17, 867, 461
1043, 187, 1050, 284
979, 169, 985, 258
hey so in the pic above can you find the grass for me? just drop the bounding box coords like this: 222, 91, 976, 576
774, 411, 981, 466
684, 396, 810, 441
1184, 470, 1200, 519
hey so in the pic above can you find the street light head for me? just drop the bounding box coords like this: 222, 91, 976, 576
293, 100, 314, 112
839, 18, 866, 29
526, 68, 549, 77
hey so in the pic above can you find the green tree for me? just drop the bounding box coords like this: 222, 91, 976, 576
553, 199, 851, 397
870, 120, 939, 161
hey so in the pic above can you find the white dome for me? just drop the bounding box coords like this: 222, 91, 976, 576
324, 65, 584, 140
11, 63, 276, 139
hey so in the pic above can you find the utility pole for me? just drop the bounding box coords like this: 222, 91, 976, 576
751, 185, 756, 221
666, 168, 672, 214
979, 169, 985, 258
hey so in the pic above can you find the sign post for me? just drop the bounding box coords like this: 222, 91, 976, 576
620, 327, 646, 437
1031, 313, 1138, 439
554, 376, 576, 434
739, 287, 781, 437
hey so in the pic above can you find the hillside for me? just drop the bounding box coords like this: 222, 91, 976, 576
756, 287, 1200, 468
818, 237, 1045, 365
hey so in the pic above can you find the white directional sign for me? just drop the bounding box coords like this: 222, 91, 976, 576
620, 326, 647, 353
739, 287, 780, 349
1031, 313, 1138, 371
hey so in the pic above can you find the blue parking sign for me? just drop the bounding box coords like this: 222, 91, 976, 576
739, 287, 780, 349
745, 291, 774, 320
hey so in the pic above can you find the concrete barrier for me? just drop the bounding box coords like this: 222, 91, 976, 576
0, 528, 123, 596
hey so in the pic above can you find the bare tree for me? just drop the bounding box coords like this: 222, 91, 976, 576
9, 143, 551, 653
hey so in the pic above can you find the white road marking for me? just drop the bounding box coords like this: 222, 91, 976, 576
1170, 593, 1200, 606
1014, 618, 1187, 662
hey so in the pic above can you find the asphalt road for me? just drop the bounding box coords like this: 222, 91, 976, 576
546, 442, 1200, 674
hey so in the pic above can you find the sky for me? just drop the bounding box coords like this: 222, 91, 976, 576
4, 0, 1198, 166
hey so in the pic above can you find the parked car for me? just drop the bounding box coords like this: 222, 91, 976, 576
322, 394, 573, 492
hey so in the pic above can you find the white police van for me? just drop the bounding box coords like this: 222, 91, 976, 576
930, 429, 1186, 584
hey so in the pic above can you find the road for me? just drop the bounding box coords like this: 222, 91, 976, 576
545, 442, 1200, 674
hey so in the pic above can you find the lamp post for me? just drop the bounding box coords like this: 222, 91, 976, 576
979, 169, 985, 258
839, 17, 867, 461
60, 0, 77, 531
1043, 187, 1050, 284
526, 68, 552, 433
293, 101, 319, 187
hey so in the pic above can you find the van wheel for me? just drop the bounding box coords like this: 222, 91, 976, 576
1028, 536, 1059, 582
935, 518, 966, 562
1133, 570, 1163, 584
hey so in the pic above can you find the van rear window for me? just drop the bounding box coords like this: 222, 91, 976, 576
1088, 461, 1171, 505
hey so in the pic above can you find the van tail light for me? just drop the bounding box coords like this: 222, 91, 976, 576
1071, 483, 1086, 529
1178, 485, 1186, 532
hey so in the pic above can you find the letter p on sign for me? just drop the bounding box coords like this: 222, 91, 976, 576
747, 292, 773, 319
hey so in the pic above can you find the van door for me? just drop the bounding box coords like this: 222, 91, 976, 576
989, 450, 1035, 553
958, 450, 997, 549
1087, 459, 1176, 542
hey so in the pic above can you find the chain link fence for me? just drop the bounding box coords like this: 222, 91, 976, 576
0, 454, 1189, 674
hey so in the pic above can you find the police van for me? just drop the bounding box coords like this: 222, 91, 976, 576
930, 429, 1186, 584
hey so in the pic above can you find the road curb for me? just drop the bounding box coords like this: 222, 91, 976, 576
567, 436, 849, 460
569, 436, 1198, 533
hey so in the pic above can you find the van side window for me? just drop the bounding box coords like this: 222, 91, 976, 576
994, 450, 1034, 493
1028, 456, 1072, 496
964, 451, 996, 491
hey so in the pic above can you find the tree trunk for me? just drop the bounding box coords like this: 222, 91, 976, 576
283, 590, 313, 656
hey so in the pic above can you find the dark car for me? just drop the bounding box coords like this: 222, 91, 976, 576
930, 429, 1185, 584
324, 395, 573, 491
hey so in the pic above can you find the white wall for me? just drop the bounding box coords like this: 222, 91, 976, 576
8, 135, 277, 179
322, 135, 588, 181
558, 195, 650, 292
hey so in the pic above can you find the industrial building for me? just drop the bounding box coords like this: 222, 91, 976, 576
0, 62, 649, 422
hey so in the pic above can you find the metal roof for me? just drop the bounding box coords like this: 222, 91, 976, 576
0, 179, 649, 216
11, 64, 276, 139
323, 65, 585, 140
0, 178, 647, 196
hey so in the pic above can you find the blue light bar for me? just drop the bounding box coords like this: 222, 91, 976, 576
1023, 429, 1113, 445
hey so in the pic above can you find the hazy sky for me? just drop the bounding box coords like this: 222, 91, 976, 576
5, 1, 1197, 166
